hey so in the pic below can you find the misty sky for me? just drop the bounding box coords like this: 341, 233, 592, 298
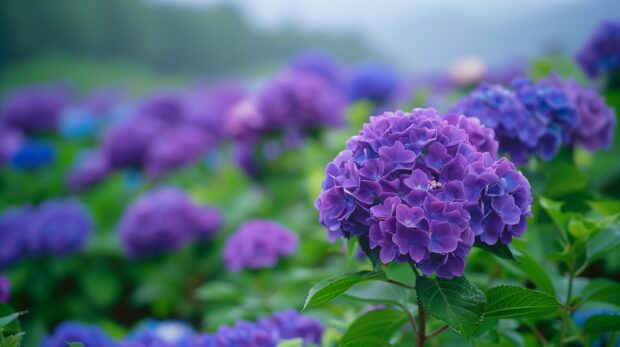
155, 0, 620, 72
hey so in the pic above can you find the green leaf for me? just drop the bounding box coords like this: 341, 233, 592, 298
539, 197, 571, 233
276, 338, 303, 347
416, 276, 485, 338
568, 214, 618, 239
515, 252, 556, 296
581, 279, 620, 306
341, 308, 408, 344
67, 343, 85, 347
474, 239, 518, 262
0, 309, 26, 331
2, 332, 25, 347
344, 280, 409, 306
586, 224, 620, 263
542, 163, 588, 197
196, 281, 241, 302
385, 262, 416, 287
484, 285, 560, 319
588, 200, 620, 216
302, 271, 385, 310
341, 336, 393, 347
583, 314, 620, 334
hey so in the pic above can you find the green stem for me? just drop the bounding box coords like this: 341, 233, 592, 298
416, 299, 426, 347
558, 262, 576, 346
384, 278, 416, 290
427, 324, 449, 339
398, 303, 418, 337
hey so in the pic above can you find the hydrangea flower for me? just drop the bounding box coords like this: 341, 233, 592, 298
257, 70, 346, 132
200, 310, 323, 347
0, 83, 71, 134
118, 187, 222, 258
288, 49, 343, 87
42, 322, 115, 347
101, 116, 163, 169
10, 140, 56, 171
0, 128, 23, 167
259, 310, 324, 346
348, 62, 400, 104
0, 276, 10, 303
511, 77, 578, 160
576, 20, 620, 79
26, 199, 93, 257
124, 320, 196, 347
223, 220, 298, 271
315, 108, 532, 278
66, 151, 111, 192
451, 78, 579, 164
145, 126, 212, 177
0, 207, 32, 269
185, 84, 244, 141
544, 75, 616, 152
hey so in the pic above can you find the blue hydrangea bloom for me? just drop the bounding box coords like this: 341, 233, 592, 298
572, 308, 620, 347
10, 140, 56, 170
41, 321, 115, 347
544, 75, 617, 152
26, 199, 93, 257
124, 320, 196, 347
451, 78, 580, 164
118, 187, 222, 258
0, 276, 10, 303
223, 220, 298, 271
315, 108, 532, 278
576, 20, 620, 79
348, 62, 400, 104
0, 206, 31, 269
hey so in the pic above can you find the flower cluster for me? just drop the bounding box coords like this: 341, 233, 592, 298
544, 75, 616, 152
198, 310, 323, 347
0, 83, 72, 134
66, 150, 111, 192
59, 89, 125, 139
0, 276, 9, 303
347, 62, 400, 104
223, 219, 298, 271
315, 108, 532, 278
0, 199, 92, 269
576, 20, 620, 79
42, 322, 115, 347
451, 75, 615, 163
44, 311, 322, 347
8, 139, 56, 171
118, 187, 222, 258
226, 68, 346, 177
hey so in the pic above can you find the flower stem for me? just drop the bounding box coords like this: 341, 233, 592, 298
428, 324, 449, 338
416, 299, 426, 347
558, 262, 576, 346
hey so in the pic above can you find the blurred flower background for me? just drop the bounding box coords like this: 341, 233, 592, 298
1, 0, 620, 346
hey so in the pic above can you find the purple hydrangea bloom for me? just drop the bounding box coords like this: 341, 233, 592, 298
576, 20, 620, 78
214, 320, 278, 347
223, 220, 298, 271
137, 91, 187, 125
42, 322, 115, 347
0, 83, 71, 134
185, 84, 245, 141
257, 70, 346, 132
0, 276, 10, 303
145, 126, 212, 177
26, 199, 93, 257
0, 128, 23, 167
288, 49, 343, 87
10, 140, 56, 171
118, 187, 222, 258
315, 108, 532, 278
101, 116, 164, 169
348, 62, 400, 104
544, 75, 616, 152
443, 114, 498, 157
124, 320, 196, 347
259, 310, 323, 346
0, 206, 32, 269
67, 150, 111, 191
